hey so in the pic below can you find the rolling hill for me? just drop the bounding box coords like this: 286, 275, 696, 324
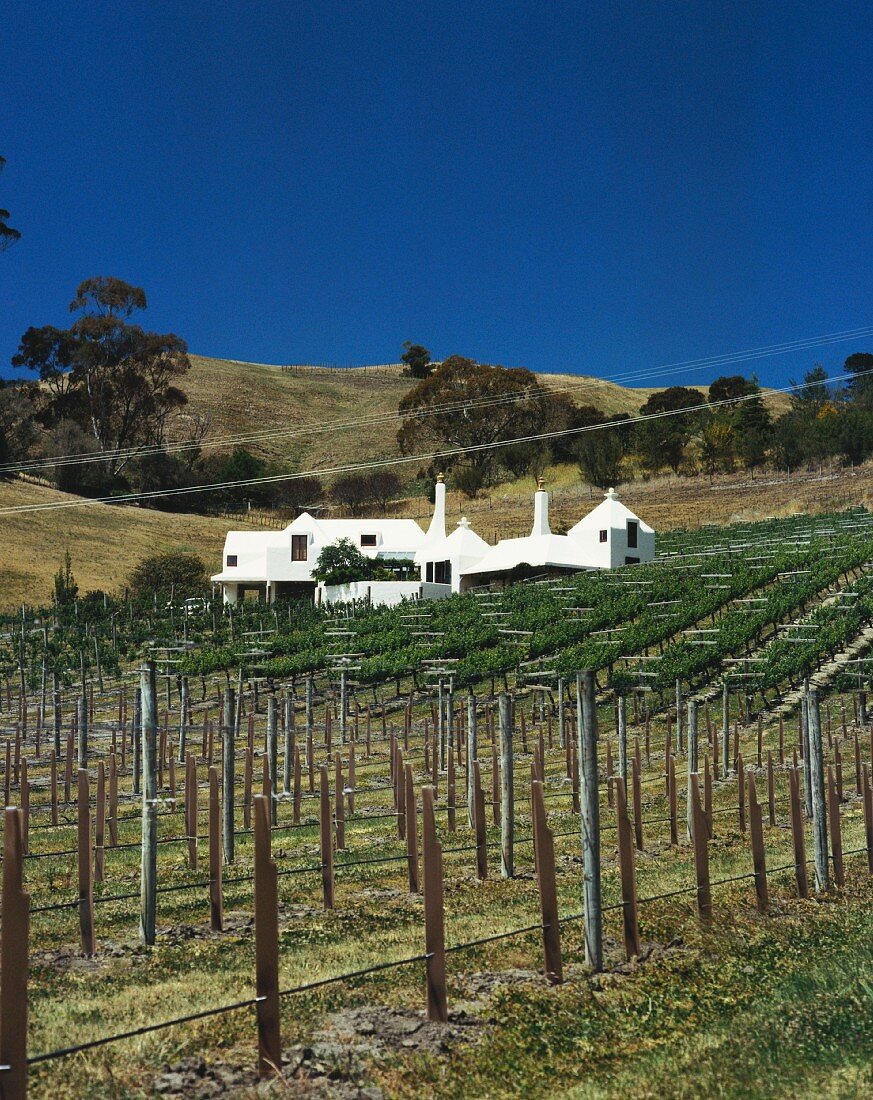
178, 356, 733, 470
0, 478, 256, 609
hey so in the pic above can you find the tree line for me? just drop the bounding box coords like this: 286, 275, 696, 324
395, 348, 873, 491
2, 264, 871, 517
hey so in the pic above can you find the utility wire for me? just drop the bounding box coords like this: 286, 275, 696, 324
2, 364, 871, 517
3, 325, 870, 476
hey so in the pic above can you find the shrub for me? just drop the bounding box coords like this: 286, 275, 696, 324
128, 551, 208, 603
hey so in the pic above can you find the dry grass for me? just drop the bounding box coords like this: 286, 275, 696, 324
0, 479, 255, 608
178, 356, 727, 469
413, 461, 873, 544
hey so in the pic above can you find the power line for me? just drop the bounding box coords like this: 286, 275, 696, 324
2, 325, 870, 477
2, 364, 870, 518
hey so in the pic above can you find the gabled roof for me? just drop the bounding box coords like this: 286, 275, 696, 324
417, 516, 490, 565
569, 488, 654, 537
285, 512, 425, 552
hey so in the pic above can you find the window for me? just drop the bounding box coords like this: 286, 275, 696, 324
226, 554, 238, 567
599, 529, 608, 543
625, 556, 640, 565
627, 520, 638, 549
434, 560, 452, 584
360, 533, 377, 547
425, 562, 433, 582
291, 535, 308, 562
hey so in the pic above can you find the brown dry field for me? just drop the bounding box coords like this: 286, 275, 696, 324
179, 355, 790, 469
0, 478, 256, 610
0, 358, 808, 610
5, 459, 868, 613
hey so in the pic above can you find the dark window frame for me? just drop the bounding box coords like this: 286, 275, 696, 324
627, 520, 638, 549
226, 554, 238, 567
291, 534, 308, 562
599, 529, 608, 543
360, 533, 378, 547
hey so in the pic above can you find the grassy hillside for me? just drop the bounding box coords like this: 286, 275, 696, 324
0, 479, 255, 609
179, 354, 790, 472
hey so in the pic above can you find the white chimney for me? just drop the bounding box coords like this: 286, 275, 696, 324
530, 476, 550, 537
425, 473, 447, 541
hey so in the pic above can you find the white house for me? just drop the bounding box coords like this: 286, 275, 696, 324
211, 512, 426, 604
567, 487, 655, 568
460, 478, 589, 589
211, 475, 655, 606
413, 475, 491, 593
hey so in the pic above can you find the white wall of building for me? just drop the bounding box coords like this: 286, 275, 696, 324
318, 580, 452, 607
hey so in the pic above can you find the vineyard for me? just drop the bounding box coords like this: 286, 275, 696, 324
0, 508, 872, 1098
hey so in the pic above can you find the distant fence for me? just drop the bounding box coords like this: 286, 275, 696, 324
278, 362, 406, 375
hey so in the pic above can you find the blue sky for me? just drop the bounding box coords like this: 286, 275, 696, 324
2, 1, 872, 388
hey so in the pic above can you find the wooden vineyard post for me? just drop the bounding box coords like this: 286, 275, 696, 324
267, 695, 278, 826
722, 680, 730, 776
78, 769, 95, 955
94, 761, 105, 883
862, 764, 873, 875
186, 753, 198, 870
467, 694, 477, 828
668, 753, 678, 846
632, 754, 644, 851
827, 766, 844, 888
606, 741, 614, 808
243, 748, 253, 831
0, 807, 29, 1100
807, 689, 830, 893
531, 779, 563, 983
140, 661, 158, 946
757, 714, 763, 769
690, 774, 711, 923
334, 753, 346, 851
222, 687, 236, 865
577, 670, 603, 971
64, 731, 73, 804
737, 752, 746, 833
109, 750, 118, 847
179, 676, 188, 764
405, 763, 419, 893
283, 694, 293, 795
473, 760, 487, 880
447, 746, 456, 833
614, 776, 641, 960
788, 766, 808, 897
209, 766, 223, 931
703, 756, 713, 839
77, 693, 88, 770
499, 693, 514, 878
50, 749, 58, 826
396, 746, 407, 840
20, 760, 28, 855
490, 737, 499, 826
686, 699, 698, 840
747, 772, 768, 914
421, 785, 448, 1023
293, 747, 302, 824
855, 732, 863, 798
675, 678, 683, 754
767, 751, 776, 827
254, 794, 281, 1078
320, 764, 335, 909
617, 694, 628, 790
801, 693, 812, 819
